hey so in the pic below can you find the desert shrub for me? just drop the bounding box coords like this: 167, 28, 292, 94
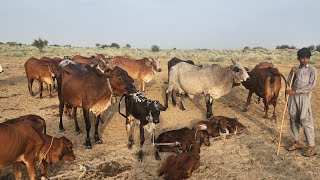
110, 43, 120, 48
125, 44, 131, 48
308, 45, 315, 50
151, 45, 160, 52
276, 45, 296, 49
315, 45, 320, 52
32, 38, 48, 52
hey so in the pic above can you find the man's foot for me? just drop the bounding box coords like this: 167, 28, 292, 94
302, 146, 317, 157
285, 141, 302, 151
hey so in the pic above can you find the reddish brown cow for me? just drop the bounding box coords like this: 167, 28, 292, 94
108, 56, 161, 91
157, 141, 201, 180
4, 114, 46, 134
72, 54, 107, 64
0, 121, 75, 180
57, 61, 136, 148
242, 62, 287, 120
24, 57, 58, 98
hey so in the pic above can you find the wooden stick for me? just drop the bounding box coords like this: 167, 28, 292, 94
277, 71, 295, 156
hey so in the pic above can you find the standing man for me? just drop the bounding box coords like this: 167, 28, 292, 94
285, 47, 317, 157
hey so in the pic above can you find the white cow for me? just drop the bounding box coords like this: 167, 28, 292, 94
165, 60, 249, 118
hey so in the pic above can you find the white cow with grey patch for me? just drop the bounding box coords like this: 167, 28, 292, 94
165, 60, 249, 118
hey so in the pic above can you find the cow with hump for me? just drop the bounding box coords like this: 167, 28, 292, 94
119, 90, 166, 161
108, 56, 162, 92
0, 115, 75, 180
165, 59, 249, 118
57, 60, 136, 149
24, 57, 59, 98
242, 62, 287, 120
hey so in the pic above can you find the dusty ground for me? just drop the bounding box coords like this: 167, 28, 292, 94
1, 57, 320, 180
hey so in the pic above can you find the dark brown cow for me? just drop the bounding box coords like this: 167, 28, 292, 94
57, 61, 136, 148
108, 56, 161, 91
157, 140, 201, 180
0, 121, 75, 180
154, 127, 210, 160
24, 57, 58, 98
242, 62, 287, 120
4, 114, 46, 134
72, 54, 107, 64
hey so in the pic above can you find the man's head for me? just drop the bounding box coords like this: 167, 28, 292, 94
297, 48, 312, 67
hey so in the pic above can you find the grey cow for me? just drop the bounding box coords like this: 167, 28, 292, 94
165, 60, 249, 118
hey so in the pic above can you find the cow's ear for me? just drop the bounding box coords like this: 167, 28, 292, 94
231, 59, 236, 65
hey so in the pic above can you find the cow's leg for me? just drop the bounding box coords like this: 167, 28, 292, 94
138, 124, 145, 162
53, 77, 56, 89
126, 115, 135, 149
205, 94, 213, 118
177, 93, 186, 111
165, 89, 170, 108
39, 81, 43, 99
59, 101, 65, 132
140, 80, 145, 92
94, 115, 102, 144
28, 78, 35, 96
263, 98, 269, 118
272, 98, 278, 122
172, 91, 176, 106
154, 145, 161, 161
25, 161, 37, 180
48, 83, 52, 98
73, 107, 82, 134
83, 107, 92, 149
243, 91, 253, 112
40, 160, 48, 178
13, 163, 22, 180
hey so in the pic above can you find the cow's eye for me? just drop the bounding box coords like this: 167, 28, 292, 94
233, 67, 241, 72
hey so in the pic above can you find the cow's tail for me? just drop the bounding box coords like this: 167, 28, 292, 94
118, 94, 127, 118
279, 73, 288, 102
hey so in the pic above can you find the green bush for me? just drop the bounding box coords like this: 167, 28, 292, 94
110, 43, 120, 48
151, 45, 160, 52
32, 38, 48, 52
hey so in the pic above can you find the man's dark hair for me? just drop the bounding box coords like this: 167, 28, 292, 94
297, 47, 312, 59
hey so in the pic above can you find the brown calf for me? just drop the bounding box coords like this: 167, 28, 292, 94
0, 121, 75, 180
157, 141, 201, 180
108, 56, 161, 91
4, 114, 46, 134
24, 57, 58, 98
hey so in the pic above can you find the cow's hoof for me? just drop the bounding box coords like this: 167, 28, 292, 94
155, 153, 161, 161
39, 96, 43, 99
128, 143, 133, 149
76, 129, 82, 134
85, 145, 92, 149
242, 108, 248, 112
263, 115, 268, 119
95, 140, 102, 144
180, 107, 186, 111
138, 151, 143, 162
59, 127, 65, 132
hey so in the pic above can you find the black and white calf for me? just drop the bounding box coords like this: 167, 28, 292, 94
119, 91, 167, 162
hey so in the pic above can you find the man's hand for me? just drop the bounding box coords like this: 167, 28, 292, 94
290, 67, 297, 73
286, 89, 296, 95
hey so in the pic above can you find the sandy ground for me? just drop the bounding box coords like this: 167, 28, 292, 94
1, 57, 320, 180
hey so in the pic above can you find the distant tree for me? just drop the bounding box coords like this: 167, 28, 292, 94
32, 38, 48, 52
276, 45, 295, 49
173, 48, 176, 50
101, 44, 108, 48
0, 42, 3, 45
6, 42, 18, 46
151, 45, 160, 52
110, 43, 120, 48
96, 43, 101, 47
125, 44, 131, 48
243, 46, 250, 50
308, 45, 315, 51
316, 45, 320, 52
51, 44, 60, 47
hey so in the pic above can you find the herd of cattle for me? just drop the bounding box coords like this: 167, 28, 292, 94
0, 54, 288, 179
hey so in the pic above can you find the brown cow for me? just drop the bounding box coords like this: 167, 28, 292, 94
108, 56, 162, 91
57, 61, 136, 148
72, 54, 107, 64
4, 114, 46, 134
24, 57, 58, 98
242, 62, 287, 120
157, 140, 201, 180
0, 121, 75, 180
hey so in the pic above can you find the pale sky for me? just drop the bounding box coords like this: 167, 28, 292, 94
1, 0, 319, 49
